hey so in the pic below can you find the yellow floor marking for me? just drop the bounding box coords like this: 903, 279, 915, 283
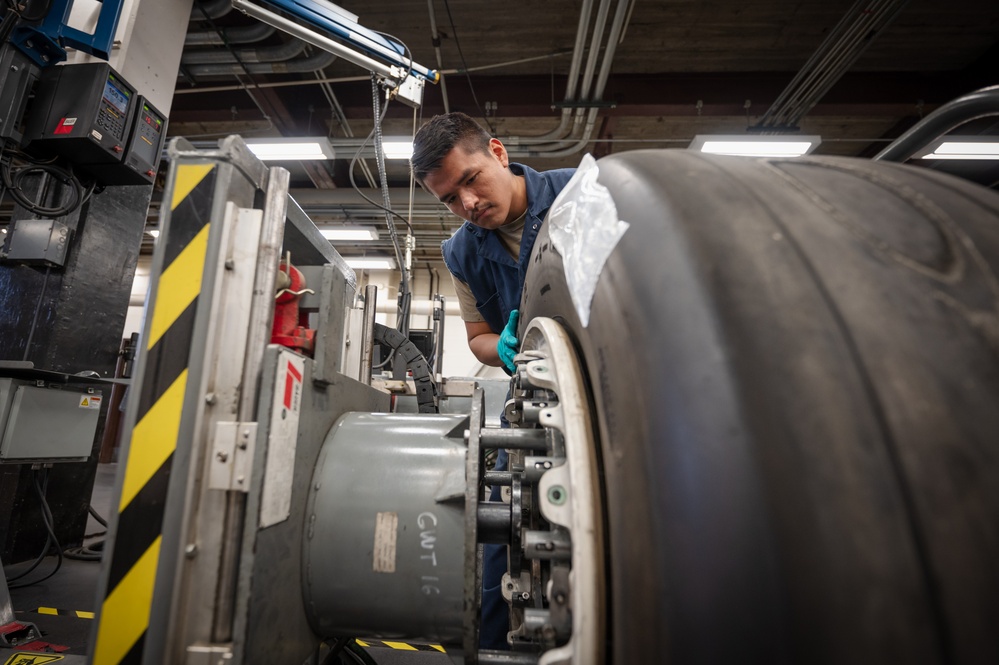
382, 642, 417, 651
76, 610, 96, 619
37, 607, 59, 615
430, 644, 446, 652
355, 640, 370, 648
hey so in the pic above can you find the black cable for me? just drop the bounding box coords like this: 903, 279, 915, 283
1, 140, 87, 218
319, 638, 351, 665
347, 113, 414, 235
8, 0, 51, 22
64, 538, 104, 561
440, 0, 495, 133
7, 469, 64, 589
21, 265, 50, 362
343, 640, 378, 665
195, 2, 273, 125
373, 29, 415, 90
88, 504, 109, 528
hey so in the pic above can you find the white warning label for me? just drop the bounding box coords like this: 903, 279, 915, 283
79, 395, 102, 409
373, 511, 398, 573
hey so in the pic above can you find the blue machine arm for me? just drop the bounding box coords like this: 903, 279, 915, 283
12, 0, 125, 66
255, 0, 438, 83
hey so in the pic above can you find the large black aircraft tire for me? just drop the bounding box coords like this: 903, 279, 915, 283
520, 151, 999, 664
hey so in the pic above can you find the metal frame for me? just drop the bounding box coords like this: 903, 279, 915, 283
231, 0, 437, 86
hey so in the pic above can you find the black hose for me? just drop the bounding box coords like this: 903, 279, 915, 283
7, 469, 64, 589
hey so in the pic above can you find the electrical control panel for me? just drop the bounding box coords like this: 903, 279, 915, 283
118, 96, 168, 185
23, 62, 138, 169
0, 378, 102, 463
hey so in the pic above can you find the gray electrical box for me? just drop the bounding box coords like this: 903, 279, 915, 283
4, 218, 71, 267
0, 378, 102, 463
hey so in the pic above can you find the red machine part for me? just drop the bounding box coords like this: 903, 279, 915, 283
271, 261, 316, 355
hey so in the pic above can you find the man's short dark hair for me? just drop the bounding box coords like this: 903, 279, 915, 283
411, 112, 492, 184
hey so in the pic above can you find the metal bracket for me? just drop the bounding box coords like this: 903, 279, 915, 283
12, 0, 126, 66
209, 422, 258, 492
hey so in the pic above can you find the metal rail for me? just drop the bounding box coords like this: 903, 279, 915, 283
874, 85, 999, 162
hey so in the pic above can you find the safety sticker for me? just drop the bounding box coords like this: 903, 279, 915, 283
90, 129, 102, 141
4, 654, 64, 665
373, 511, 398, 573
52, 117, 75, 135
260, 349, 305, 528
79, 395, 102, 409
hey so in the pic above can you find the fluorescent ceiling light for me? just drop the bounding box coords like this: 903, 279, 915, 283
381, 140, 413, 160
320, 227, 380, 241
245, 137, 335, 161
345, 257, 397, 270
147, 229, 160, 237
917, 137, 999, 160
689, 134, 821, 157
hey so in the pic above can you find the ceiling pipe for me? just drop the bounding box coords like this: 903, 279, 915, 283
190, 0, 232, 21
569, 0, 614, 137
874, 85, 999, 162
509, 0, 633, 158
426, 0, 451, 113
521, 0, 597, 142
755, 0, 909, 131
181, 37, 306, 65
185, 49, 337, 78
777, 0, 904, 125
185, 23, 276, 47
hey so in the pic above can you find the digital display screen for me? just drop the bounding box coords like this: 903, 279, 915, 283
142, 105, 162, 133
103, 78, 130, 114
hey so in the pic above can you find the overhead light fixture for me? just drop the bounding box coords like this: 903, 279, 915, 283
147, 229, 160, 238
689, 134, 821, 157
381, 140, 414, 160
245, 137, 335, 161
320, 227, 380, 241
915, 137, 999, 160
344, 257, 397, 270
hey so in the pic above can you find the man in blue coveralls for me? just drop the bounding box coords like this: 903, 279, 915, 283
411, 112, 575, 649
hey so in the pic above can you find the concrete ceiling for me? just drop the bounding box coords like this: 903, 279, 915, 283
163, 0, 999, 263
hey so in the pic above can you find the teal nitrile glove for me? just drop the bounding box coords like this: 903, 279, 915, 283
497, 309, 520, 372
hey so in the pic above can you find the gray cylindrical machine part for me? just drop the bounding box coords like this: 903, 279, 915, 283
185, 51, 336, 79
303, 412, 469, 644
181, 38, 306, 65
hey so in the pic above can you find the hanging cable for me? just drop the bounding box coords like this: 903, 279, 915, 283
1, 140, 91, 218
440, 0, 495, 133
6, 0, 51, 22
195, 2, 274, 130
7, 468, 64, 589
370, 76, 412, 334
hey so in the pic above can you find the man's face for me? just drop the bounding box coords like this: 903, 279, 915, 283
422, 139, 518, 230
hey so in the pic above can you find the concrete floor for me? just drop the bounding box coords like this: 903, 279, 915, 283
5, 462, 454, 664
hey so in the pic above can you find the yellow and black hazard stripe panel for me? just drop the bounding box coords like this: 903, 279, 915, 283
92, 163, 217, 665
27, 607, 95, 619
355, 639, 447, 653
